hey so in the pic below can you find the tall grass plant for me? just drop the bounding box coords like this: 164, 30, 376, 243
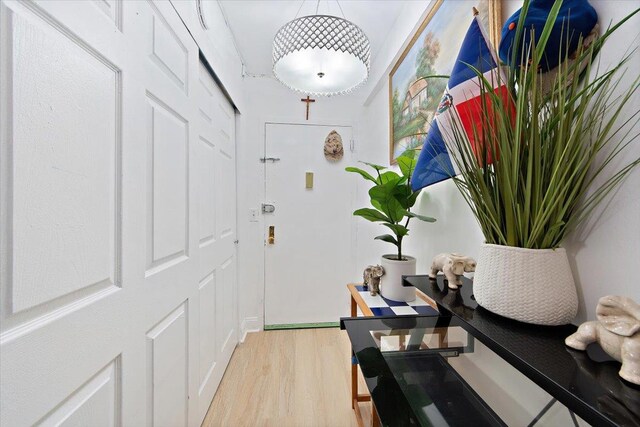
443, 1, 639, 249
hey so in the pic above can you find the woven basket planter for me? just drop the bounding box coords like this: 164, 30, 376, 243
473, 244, 578, 326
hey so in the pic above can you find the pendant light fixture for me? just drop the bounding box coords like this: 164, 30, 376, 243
272, 1, 370, 96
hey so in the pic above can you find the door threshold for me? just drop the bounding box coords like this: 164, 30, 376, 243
264, 322, 340, 330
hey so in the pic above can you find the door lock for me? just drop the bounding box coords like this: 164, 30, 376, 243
268, 226, 275, 244
262, 203, 275, 214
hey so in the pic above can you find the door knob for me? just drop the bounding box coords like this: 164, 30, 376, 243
268, 226, 275, 244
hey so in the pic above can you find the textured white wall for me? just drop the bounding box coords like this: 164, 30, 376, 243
357, 0, 640, 323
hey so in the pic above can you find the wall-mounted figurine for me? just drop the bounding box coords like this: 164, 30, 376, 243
324, 130, 344, 161
565, 295, 640, 385
363, 265, 385, 296
429, 253, 476, 290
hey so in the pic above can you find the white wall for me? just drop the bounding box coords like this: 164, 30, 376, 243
358, 0, 640, 324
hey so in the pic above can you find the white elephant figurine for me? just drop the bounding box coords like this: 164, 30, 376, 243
429, 253, 477, 290
565, 295, 640, 385
363, 265, 385, 296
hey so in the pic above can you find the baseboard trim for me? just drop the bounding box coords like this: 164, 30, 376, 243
264, 322, 340, 330
240, 317, 260, 343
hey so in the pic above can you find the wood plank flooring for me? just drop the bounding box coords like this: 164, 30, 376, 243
202, 328, 372, 427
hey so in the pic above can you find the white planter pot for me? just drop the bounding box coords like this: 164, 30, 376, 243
474, 243, 578, 326
380, 255, 416, 302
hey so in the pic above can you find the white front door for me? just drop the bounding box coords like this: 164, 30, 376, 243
264, 123, 355, 327
0, 1, 236, 425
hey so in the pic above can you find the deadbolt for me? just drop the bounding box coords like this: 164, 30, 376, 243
262, 203, 275, 214
268, 226, 275, 244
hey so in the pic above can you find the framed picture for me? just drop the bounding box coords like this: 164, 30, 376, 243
388, 0, 502, 164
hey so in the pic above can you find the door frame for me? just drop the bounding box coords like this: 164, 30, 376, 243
261, 120, 359, 328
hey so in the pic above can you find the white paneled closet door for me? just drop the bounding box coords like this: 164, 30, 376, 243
0, 1, 238, 426
194, 62, 238, 422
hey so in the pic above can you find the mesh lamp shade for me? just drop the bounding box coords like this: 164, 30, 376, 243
273, 15, 370, 96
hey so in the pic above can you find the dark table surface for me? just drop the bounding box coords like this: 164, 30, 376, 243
340, 275, 640, 427
405, 275, 640, 427
341, 314, 506, 427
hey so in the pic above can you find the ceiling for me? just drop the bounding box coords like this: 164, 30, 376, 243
218, 0, 411, 77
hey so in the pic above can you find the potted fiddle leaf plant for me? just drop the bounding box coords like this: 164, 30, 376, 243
346, 150, 436, 301
438, 0, 639, 325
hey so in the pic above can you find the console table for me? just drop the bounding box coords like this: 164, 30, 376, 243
346, 283, 439, 426
341, 275, 640, 427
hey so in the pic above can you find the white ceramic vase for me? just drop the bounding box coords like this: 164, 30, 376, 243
473, 243, 578, 326
380, 255, 416, 302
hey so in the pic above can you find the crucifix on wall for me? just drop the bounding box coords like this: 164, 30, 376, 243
301, 96, 315, 120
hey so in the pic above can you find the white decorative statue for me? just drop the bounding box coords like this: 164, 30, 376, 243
363, 265, 385, 296
429, 253, 477, 290
565, 295, 640, 385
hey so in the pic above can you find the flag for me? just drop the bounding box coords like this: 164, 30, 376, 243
411, 16, 512, 191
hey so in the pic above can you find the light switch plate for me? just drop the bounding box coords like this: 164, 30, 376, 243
249, 209, 259, 222
306, 172, 313, 189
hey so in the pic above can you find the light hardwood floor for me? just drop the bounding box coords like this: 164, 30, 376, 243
202, 328, 372, 427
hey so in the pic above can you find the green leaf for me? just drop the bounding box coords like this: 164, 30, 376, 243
400, 149, 418, 159
345, 167, 377, 183
360, 161, 386, 172
533, 0, 563, 68
353, 208, 391, 223
369, 183, 406, 223
374, 234, 399, 245
378, 171, 402, 185
392, 185, 413, 209
397, 154, 417, 178
383, 223, 408, 237
406, 211, 436, 222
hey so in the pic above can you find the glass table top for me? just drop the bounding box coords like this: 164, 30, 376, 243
406, 275, 640, 427
342, 314, 612, 427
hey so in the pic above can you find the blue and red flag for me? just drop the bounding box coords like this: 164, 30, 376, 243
411, 16, 512, 191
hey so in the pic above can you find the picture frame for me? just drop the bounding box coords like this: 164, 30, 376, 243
388, 0, 502, 164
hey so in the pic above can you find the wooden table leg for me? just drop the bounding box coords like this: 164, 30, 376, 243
351, 351, 357, 409
351, 295, 357, 408
348, 288, 373, 426
372, 402, 381, 427
437, 327, 447, 348
351, 294, 357, 317
353, 398, 365, 427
